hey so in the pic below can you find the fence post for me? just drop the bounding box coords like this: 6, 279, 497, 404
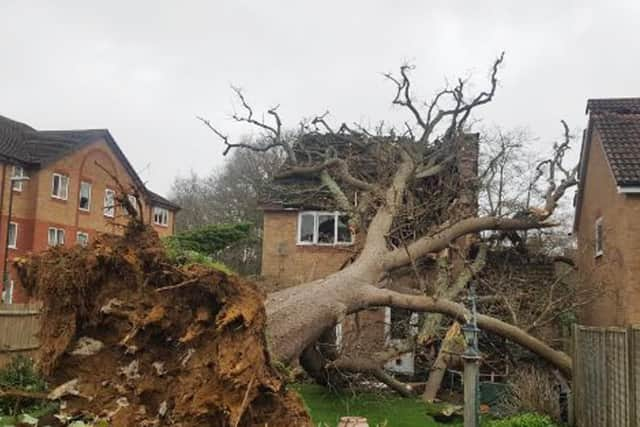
571, 323, 579, 427
629, 326, 637, 427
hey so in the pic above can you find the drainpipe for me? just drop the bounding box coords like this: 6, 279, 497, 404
0, 164, 6, 301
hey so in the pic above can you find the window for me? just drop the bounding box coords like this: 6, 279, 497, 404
51, 173, 69, 199
76, 232, 89, 247
7, 222, 17, 249
385, 308, 419, 341
153, 207, 169, 226
79, 181, 91, 211
128, 195, 139, 213
11, 166, 25, 191
299, 213, 315, 243
595, 216, 604, 257
297, 212, 353, 245
104, 189, 115, 217
48, 227, 65, 246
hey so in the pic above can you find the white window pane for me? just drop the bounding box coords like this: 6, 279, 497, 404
52, 174, 69, 199
299, 214, 315, 242
48, 228, 56, 246
153, 207, 168, 225
58, 229, 65, 245
104, 190, 115, 217
12, 166, 24, 191
8, 223, 17, 248
77, 232, 88, 247
79, 182, 91, 210
317, 214, 336, 244
337, 215, 352, 243
61, 176, 68, 199
52, 175, 60, 196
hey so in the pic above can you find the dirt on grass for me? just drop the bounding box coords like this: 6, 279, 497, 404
15, 223, 310, 427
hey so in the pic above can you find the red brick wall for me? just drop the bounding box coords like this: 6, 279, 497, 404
575, 128, 639, 326
0, 139, 176, 303
260, 210, 356, 286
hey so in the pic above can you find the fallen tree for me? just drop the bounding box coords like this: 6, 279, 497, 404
199, 53, 578, 384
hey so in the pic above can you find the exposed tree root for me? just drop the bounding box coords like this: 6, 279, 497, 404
16, 224, 310, 427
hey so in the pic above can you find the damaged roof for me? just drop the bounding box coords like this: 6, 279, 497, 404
0, 115, 179, 211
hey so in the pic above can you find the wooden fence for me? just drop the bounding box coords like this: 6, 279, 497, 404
573, 324, 640, 427
0, 303, 41, 366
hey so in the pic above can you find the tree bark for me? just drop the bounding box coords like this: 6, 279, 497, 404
422, 322, 463, 401
264, 269, 572, 378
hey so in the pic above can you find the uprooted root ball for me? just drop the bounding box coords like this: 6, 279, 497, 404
16, 224, 310, 426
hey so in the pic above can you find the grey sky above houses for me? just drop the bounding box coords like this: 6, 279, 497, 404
2, 1, 638, 197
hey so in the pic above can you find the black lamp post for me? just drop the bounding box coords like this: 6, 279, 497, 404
2, 174, 30, 303
462, 280, 481, 427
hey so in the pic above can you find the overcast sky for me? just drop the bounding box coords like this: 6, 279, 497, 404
2, 1, 639, 196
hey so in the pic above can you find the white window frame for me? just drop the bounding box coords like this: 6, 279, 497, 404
76, 231, 89, 247
104, 188, 116, 218
79, 181, 92, 212
48, 227, 65, 247
51, 173, 69, 200
153, 207, 169, 226
11, 165, 25, 191
595, 216, 604, 257
7, 222, 17, 249
296, 211, 354, 246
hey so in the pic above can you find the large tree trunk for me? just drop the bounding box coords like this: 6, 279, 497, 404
263, 265, 573, 378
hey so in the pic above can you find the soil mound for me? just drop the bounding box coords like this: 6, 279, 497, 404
16, 224, 310, 426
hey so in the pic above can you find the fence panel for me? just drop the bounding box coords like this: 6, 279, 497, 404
573, 325, 638, 427
0, 303, 41, 366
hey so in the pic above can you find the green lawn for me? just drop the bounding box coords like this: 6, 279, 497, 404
293, 383, 459, 427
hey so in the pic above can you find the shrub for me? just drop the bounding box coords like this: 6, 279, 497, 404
487, 412, 559, 427
497, 366, 561, 421
0, 355, 48, 415
165, 223, 252, 254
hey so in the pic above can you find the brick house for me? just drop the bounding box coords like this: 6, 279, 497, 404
0, 115, 180, 303
574, 98, 640, 326
260, 134, 479, 375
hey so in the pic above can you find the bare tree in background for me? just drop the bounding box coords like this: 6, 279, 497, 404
198, 54, 580, 391
170, 142, 284, 274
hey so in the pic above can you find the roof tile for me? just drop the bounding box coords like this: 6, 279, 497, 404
593, 112, 640, 186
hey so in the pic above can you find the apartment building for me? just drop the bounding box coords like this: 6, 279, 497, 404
0, 115, 180, 303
